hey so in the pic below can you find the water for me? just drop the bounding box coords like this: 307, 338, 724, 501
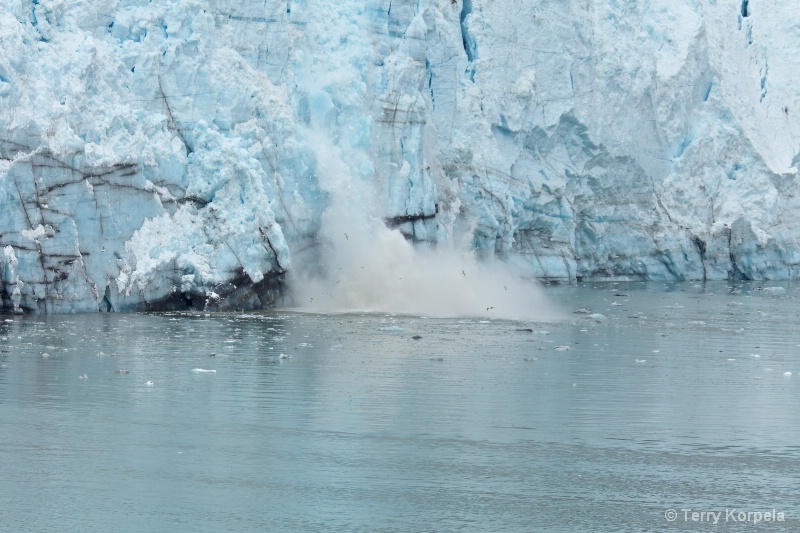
1, 282, 799, 532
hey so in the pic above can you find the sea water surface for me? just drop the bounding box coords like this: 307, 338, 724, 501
1, 282, 799, 532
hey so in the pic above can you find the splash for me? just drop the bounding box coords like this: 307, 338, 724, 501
293, 227, 558, 321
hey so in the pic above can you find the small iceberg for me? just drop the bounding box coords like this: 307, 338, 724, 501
554, 345, 571, 351
191, 368, 217, 373
378, 325, 405, 332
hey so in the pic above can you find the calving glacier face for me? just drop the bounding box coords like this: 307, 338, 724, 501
1, 0, 799, 313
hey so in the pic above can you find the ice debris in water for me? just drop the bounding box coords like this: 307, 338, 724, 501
144, 381, 154, 386
378, 326, 405, 332
554, 345, 571, 351
79, 374, 88, 380
761, 287, 786, 294
279, 353, 291, 360
191, 368, 216, 373
784, 372, 792, 377
635, 359, 646, 364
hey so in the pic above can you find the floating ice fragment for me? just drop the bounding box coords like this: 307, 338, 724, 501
727, 358, 736, 362
279, 353, 291, 360
749, 354, 761, 359
652, 350, 660, 353
635, 359, 646, 364
588, 314, 607, 322
783, 371, 792, 376
114, 369, 129, 374
378, 325, 405, 332
79, 374, 88, 380
41, 353, 50, 358
191, 368, 216, 373
761, 287, 786, 294
573, 308, 592, 314
554, 345, 571, 351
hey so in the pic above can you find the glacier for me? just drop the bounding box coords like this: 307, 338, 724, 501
1, 0, 799, 313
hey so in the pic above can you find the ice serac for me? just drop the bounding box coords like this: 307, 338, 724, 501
1, 0, 800, 313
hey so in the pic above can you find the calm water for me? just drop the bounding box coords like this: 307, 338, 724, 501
1, 282, 799, 532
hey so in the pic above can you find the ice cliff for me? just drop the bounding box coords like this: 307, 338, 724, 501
1, 0, 799, 313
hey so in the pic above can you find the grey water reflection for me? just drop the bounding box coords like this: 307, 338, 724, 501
1, 281, 799, 531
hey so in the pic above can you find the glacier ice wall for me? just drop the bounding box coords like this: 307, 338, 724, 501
1, 0, 799, 313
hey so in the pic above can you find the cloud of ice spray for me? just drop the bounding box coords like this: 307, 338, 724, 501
288, 127, 560, 322
296, 228, 559, 321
